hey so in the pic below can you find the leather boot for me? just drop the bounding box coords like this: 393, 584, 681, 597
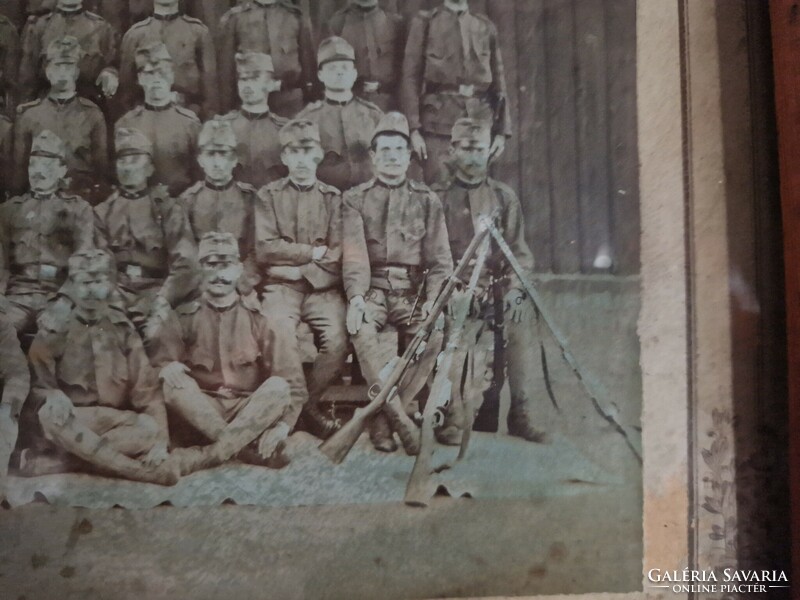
303, 403, 342, 440
368, 412, 397, 453
384, 396, 420, 455
507, 409, 549, 444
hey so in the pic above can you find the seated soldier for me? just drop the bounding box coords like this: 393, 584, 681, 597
25, 250, 178, 485
155, 232, 306, 474
0, 314, 30, 500
256, 119, 347, 439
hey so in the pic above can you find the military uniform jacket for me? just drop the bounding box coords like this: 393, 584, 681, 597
94, 186, 198, 305
434, 177, 534, 295
120, 14, 218, 116
217, 0, 315, 111
20, 9, 119, 102
13, 95, 108, 193
18, 0, 141, 32
28, 307, 169, 439
0, 13, 19, 114
116, 103, 201, 196
157, 294, 306, 428
401, 5, 511, 137
0, 114, 11, 200
0, 314, 30, 416
342, 178, 453, 301
325, 4, 405, 99
296, 97, 383, 192
0, 190, 94, 295
222, 108, 287, 188
255, 177, 342, 292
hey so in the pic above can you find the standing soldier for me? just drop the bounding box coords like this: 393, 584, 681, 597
297, 36, 383, 192
221, 52, 287, 188
256, 119, 347, 439
94, 128, 198, 354
116, 42, 201, 196
343, 112, 453, 452
25, 249, 178, 484
401, 0, 511, 183
13, 36, 109, 204
324, 0, 405, 112
179, 118, 260, 293
217, 0, 314, 117
0, 10, 19, 115
120, 0, 218, 119
0, 314, 30, 500
155, 232, 305, 473
434, 118, 547, 444
0, 130, 94, 334
19, 0, 119, 105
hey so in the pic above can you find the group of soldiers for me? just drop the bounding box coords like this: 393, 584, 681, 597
0, 0, 548, 492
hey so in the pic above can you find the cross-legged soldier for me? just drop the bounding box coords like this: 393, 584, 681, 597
13, 36, 110, 204
220, 52, 287, 188
256, 119, 347, 439
296, 36, 383, 193
155, 232, 306, 473
401, 0, 511, 184
120, 0, 218, 118
343, 112, 453, 452
434, 118, 548, 444
116, 42, 201, 196
25, 249, 178, 485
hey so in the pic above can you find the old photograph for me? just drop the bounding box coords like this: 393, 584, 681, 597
0, 0, 651, 597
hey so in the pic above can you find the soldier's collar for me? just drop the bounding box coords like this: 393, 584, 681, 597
204, 179, 235, 192
153, 11, 181, 21
145, 101, 174, 112
288, 179, 316, 192
442, 2, 469, 16
47, 94, 77, 107
56, 7, 83, 16
203, 294, 239, 312
31, 190, 58, 200
375, 177, 407, 190
241, 107, 271, 120
254, 0, 278, 6
119, 186, 149, 199
353, 3, 379, 13
324, 96, 353, 107
454, 177, 486, 190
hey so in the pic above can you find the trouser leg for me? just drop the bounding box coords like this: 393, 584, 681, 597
2, 293, 44, 335
0, 406, 18, 499
162, 376, 228, 442
73, 406, 160, 457
302, 290, 348, 404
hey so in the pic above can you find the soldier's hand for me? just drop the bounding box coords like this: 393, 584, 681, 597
96, 69, 119, 98
143, 440, 169, 467
490, 135, 507, 160
346, 295, 367, 335
411, 130, 428, 161
258, 422, 291, 459
159, 362, 191, 389
42, 390, 74, 428
312, 245, 328, 261
504, 289, 528, 324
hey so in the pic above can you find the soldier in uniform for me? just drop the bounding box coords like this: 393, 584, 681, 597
401, 0, 511, 183
0, 314, 30, 500
0, 11, 19, 115
434, 118, 547, 444
155, 232, 305, 473
179, 118, 260, 293
94, 127, 198, 355
19, 0, 119, 105
116, 41, 201, 196
0, 130, 94, 334
324, 0, 405, 112
0, 113, 11, 200
24, 249, 178, 484
217, 0, 315, 117
297, 36, 383, 193
13, 36, 109, 204
256, 119, 346, 439
343, 112, 453, 452
120, 0, 218, 119
221, 52, 287, 188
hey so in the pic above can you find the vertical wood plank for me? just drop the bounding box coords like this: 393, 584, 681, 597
544, 0, 581, 273
606, 0, 640, 274
574, 0, 612, 273
516, 0, 552, 272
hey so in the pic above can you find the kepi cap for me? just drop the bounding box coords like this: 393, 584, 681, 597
279, 119, 321, 148
44, 35, 84, 64
30, 130, 66, 160
198, 232, 240, 263
450, 118, 492, 144
198, 118, 237, 151
115, 127, 153, 157
371, 111, 410, 144
235, 52, 274, 76
317, 36, 355, 67
135, 41, 173, 72
68, 249, 115, 278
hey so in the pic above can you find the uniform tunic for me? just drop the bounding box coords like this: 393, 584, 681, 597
222, 108, 287, 188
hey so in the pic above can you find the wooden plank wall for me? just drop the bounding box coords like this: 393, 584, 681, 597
307, 0, 641, 275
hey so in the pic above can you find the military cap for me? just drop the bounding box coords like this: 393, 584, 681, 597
134, 41, 173, 72
68, 249, 115, 278
235, 52, 274, 76
44, 35, 84, 64
279, 119, 321, 148
451, 118, 492, 144
317, 36, 355, 67
198, 232, 240, 262
115, 127, 154, 157
371, 111, 410, 143
198, 118, 237, 151
30, 130, 67, 160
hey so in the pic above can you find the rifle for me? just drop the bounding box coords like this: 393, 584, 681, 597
319, 214, 498, 464
405, 232, 492, 506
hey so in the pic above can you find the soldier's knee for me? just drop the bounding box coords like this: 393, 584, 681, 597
135, 413, 159, 443
256, 376, 291, 401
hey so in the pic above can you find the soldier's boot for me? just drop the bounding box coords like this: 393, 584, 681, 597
368, 412, 397, 453
507, 405, 549, 444
169, 446, 222, 477
303, 403, 342, 440
384, 396, 420, 455
0, 409, 18, 500
39, 412, 179, 485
